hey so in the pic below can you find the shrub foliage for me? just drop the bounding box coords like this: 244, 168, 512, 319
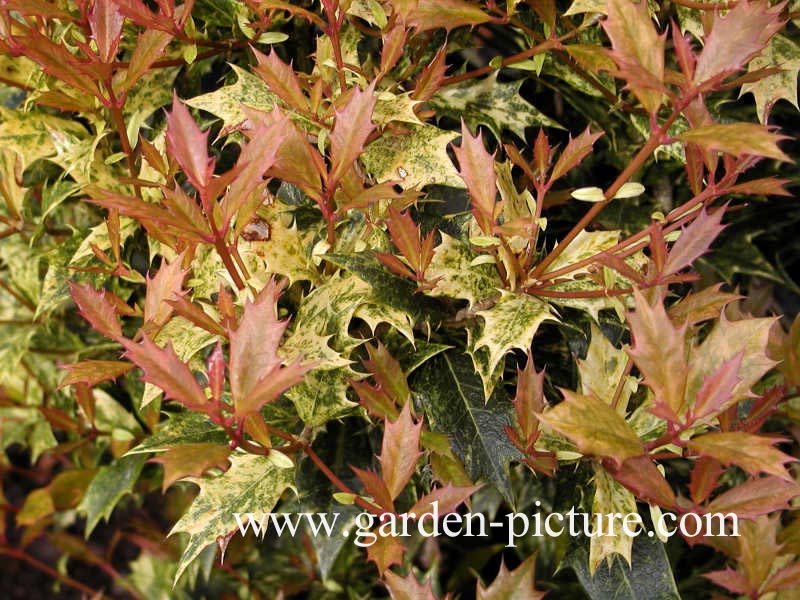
1, 0, 799, 597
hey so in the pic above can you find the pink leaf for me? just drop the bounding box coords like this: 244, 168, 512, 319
408, 482, 482, 516
89, 0, 125, 63
165, 94, 215, 191
329, 81, 377, 186
379, 404, 423, 500
68, 282, 123, 340
453, 122, 497, 234
662, 207, 726, 277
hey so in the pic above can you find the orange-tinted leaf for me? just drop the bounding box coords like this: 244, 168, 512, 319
689, 353, 742, 423
122, 29, 174, 93
352, 467, 394, 511
89, 0, 124, 63
351, 379, 397, 419
166, 295, 227, 336
727, 177, 793, 196
60, 360, 133, 388
384, 570, 438, 600
663, 207, 726, 277
408, 482, 482, 516
228, 279, 311, 416
453, 122, 497, 234
667, 284, 742, 326
413, 43, 448, 101
550, 126, 604, 183
222, 122, 285, 226
364, 342, 411, 406
252, 47, 308, 111
385, 206, 423, 272
512, 351, 545, 445
243, 106, 324, 199
150, 443, 231, 491
405, 0, 490, 32
379, 404, 422, 499
380, 26, 408, 75
115, 0, 170, 30
678, 123, 791, 162
228, 278, 287, 403
602, 0, 665, 113
693, 0, 786, 85
538, 390, 644, 466
166, 94, 215, 191
763, 561, 800, 594
376, 252, 417, 280
688, 432, 795, 481
68, 282, 123, 340
329, 81, 377, 186
206, 342, 226, 402
689, 456, 723, 505
144, 252, 187, 327
707, 477, 799, 518
122, 335, 208, 410
476, 556, 545, 600
20, 29, 99, 97
161, 185, 213, 240
626, 289, 688, 422
367, 533, 405, 575
605, 454, 677, 508
703, 568, 753, 596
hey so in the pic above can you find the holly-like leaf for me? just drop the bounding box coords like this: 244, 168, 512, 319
512, 351, 546, 445
686, 313, 778, 415
662, 207, 726, 277
741, 34, 800, 122
60, 360, 134, 388
143, 252, 187, 328
625, 289, 688, 422
404, 0, 491, 31
538, 390, 644, 466
602, 0, 665, 113
186, 65, 281, 133
427, 232, 503, 308
430, 72, 560, 141
169, 451, 294, 584
77, 454, 147, 536
361, 124, 463, 190
606, 455, 677, 508
121, 29, 174, 93
707, 476, 799, 519
687, 432, 795, 481
414, 352, 524, 506
408, 482, 483, 516
122, 334, 209, 411
693, 0, 786, 85
453, 122, 497, 234
251, 47, 308, 111
367, 534, 405, 575
589, 464, 638, 574
678, 123, 791, 162
126, 412, 228, 455
228, 278, 311, 417
476, 555, 545, 600
667, 284, 741, 326
550, 127, 604, 183
68, 282, 123, 340
329, 81, 377, 186
384, 570, 438, 600
165, 94, 215, 191
472, 291, 553, 397
150, 443, 232, 492
379, 404, 423, 500
89, 0, 124, 63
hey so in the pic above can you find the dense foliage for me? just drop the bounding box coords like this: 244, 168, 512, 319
1, 0, 800, 597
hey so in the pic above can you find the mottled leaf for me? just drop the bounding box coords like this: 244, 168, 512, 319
678, 123, 790, 162
741, 34, 800, 122
169, 451, 294, 583
150, 443, 232, 491
687, 432, 795, 481
77, 454, 147, 536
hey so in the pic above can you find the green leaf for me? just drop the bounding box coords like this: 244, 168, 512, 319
429, 72, 560, 140
169, 451, 294, 584
124, 67, 179, 146
77, 453, 147, 536
471, 291, 553, 397
741, 34, 800, 122
285, 366, 359, 427
414, 351, 524, 506
564, 530, 680, 600
361, 124, 463, 190
0, 107, 88, 170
